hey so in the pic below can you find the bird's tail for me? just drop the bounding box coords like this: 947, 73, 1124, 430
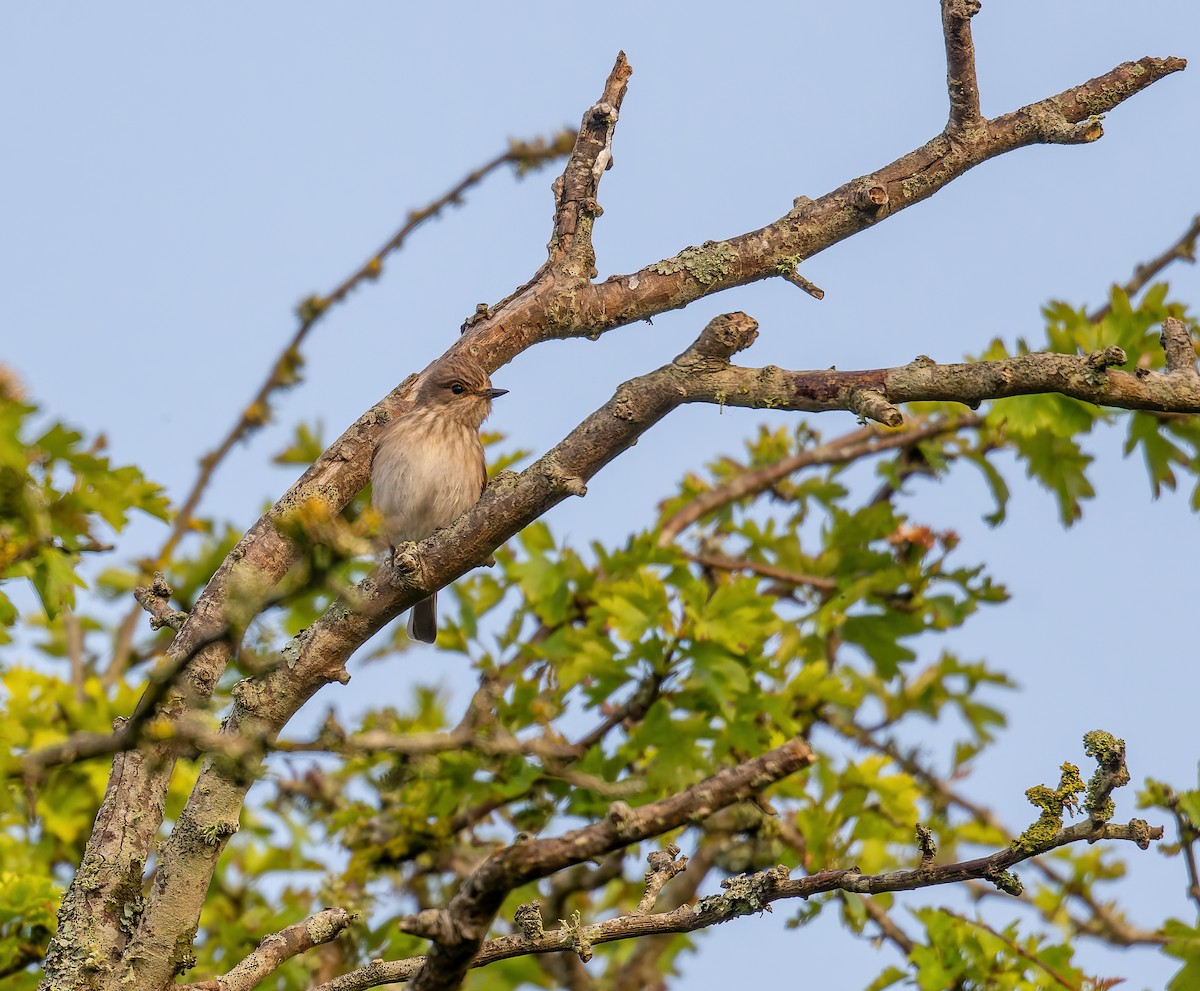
408, 592, 438, 644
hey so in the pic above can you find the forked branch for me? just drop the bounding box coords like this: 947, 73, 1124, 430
311, 736, 1160, 991
44, 6, 1188, 989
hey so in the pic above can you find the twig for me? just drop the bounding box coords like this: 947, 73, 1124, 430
573, 669, 668, 752
856, 892, 916, 954
132, 572, 188, 631
941, 909, 1080, 990
0, 942, 45, 980
1165, 795, 1200, 911
274, 727, 582, 762
658, 417, 978, 546
780, 268, 825, 299
549, 52, 631, 279
941, 0, 983, 133
609, 844, 717, 991
1160, 316, 1199, 373
635, 844, 688, 914
681, 550, 837, 592
1089, 213, 1200, 323
837, 719, 1167, 946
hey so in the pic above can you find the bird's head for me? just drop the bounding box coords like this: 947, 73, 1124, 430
416, 354, 507, 429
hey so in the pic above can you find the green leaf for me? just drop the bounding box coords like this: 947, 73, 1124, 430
841, 614, 918, 678
1012, 431, 1095, 526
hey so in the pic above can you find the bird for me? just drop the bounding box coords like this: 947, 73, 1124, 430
371, 353, 507, 643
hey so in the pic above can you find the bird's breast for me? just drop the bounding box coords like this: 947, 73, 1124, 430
372, 411, 485, 543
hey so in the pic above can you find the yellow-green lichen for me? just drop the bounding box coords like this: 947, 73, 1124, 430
199, 819, 239, 847
1012, 761, 1085, 855
774, 253, 806, 277
650, 241, 736, 285
558, 910, 592, 962
988, 868, 1023, 896
1082, 729, 1129, 821
171, 925, 199, 977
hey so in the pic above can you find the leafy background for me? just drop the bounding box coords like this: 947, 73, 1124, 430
3, 1, 1200, 988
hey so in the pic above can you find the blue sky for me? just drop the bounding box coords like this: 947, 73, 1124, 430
3, 2, 1199, 988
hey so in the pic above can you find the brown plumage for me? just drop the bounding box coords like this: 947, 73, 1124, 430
371, 354, 506, 642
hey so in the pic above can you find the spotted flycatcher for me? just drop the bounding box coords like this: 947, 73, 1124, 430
371, 354, 507, 643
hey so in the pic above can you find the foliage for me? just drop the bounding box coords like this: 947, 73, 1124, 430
1, 287, 1198, 990
0, 387, 168, 643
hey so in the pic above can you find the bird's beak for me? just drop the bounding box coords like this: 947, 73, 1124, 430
486, 388, 509, 400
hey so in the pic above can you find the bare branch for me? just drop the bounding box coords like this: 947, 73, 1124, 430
311, 809, 1160, 991
550, 52, 632, 279
635, 845, 688, 915
658, 417, 977, 546
1160, 316, 1199, 374
692, 341, 1200, 419
401, 738, 814, 991
838, 719, 1168, 946
681, 551, 837, 593
178, 908, 355, 991
1089, 212, 1200, 322
567, 57, 1183, 341
941, 0, 983, 132
780, 268, 825, 299
133, 572, 188, 632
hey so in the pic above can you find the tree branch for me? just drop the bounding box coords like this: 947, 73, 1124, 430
941, 0, 983, 133
692, 339, 1200, 423
399, 736, 814, 991
121, 296, 1200, 987
1089, 212, 1200, 323
178, 907, 355, 991
658, 418, 978, 546
940, 909, 1080, 990
1160, 316, 1199, 374
45, 130, 579, 991
562, 57, 1182, 344
857, 892, 917, 955
47, 16, 1188, 987
549, 52, 631, 279
681, 550, 838, 593
837, 718, 1168, 946
104, 131, 573, 687
311, 806, 1159, 991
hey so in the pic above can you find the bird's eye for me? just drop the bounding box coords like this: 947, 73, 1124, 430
450, 383, 465, 395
